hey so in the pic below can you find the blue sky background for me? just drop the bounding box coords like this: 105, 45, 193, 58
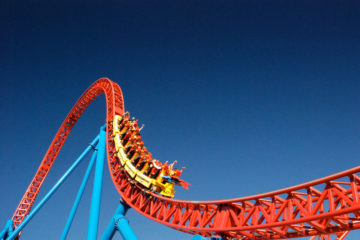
1, 1, 360, 239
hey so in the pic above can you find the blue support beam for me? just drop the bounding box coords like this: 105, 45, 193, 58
0, 219, 13, 240
6, 135, 100, 240
101, 200, 137, 240
192, 235, 223, 240
3, 125, 139, 240
87, 126, 107, 240
61, 149, 98, 240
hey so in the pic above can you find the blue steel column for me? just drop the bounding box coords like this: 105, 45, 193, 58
101, 200, 137, 240
87, 126, 106, 240
7, 135, 100, 240
192, 236, 208, 240
0, 219, 13, 240
192, 235, 223, 240
61, 149, 98, 240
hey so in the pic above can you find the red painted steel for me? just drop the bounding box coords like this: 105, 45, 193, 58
309, 231, 349, 240
11, 78, 360, 239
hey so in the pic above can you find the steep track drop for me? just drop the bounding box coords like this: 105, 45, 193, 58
12, 78, 360, 239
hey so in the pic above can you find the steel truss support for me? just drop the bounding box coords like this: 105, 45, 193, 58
101, 200, 137, 240
309, 231, 350, 240
61, 147, 98, 240
88, 126, 107, 240
5, 78, 358, 240
191, 235, 223, 240
2, 134, 100, 240
1, 125, 139, 240
0, 220, 13, 240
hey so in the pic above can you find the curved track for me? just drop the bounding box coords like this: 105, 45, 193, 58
12, 78, 360, 239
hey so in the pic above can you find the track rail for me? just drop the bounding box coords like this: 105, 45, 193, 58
12, 78, 360, 239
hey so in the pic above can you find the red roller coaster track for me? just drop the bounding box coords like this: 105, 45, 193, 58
12, 78, 360, 239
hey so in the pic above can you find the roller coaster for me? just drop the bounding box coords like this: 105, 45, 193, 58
1, 78, 360, 240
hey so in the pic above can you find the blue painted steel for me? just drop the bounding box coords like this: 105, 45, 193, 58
192, 236, 207, 240
60, 149, 98, 240
0, 219, 13, 240
6, 135, 100, 240
115, 216, 138, 240
87, 126, 106, 240
192, 235, 223, 240
101, 204, 125, 240
101, 200, 137, 240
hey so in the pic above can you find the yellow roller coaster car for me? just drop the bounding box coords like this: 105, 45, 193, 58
112, 115, 189, 198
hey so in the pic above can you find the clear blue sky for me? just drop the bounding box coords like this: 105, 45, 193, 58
1, 1, 360, 239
